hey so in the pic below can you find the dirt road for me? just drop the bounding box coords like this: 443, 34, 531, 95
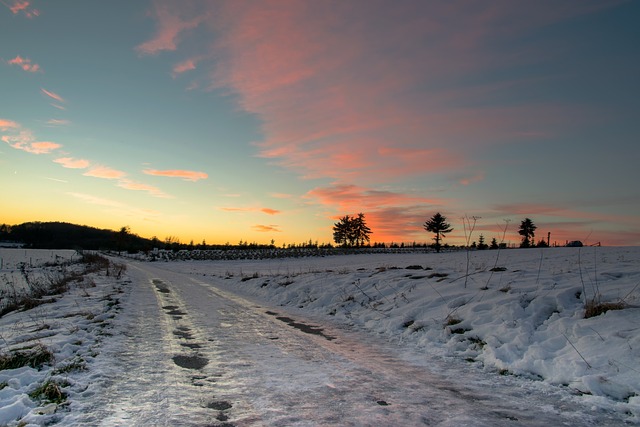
68, 261, 620, 426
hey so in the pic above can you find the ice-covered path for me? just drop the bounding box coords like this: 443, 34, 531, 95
67, 260, 624, 426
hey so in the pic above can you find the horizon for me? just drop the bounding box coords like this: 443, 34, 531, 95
2, 1, 639, 246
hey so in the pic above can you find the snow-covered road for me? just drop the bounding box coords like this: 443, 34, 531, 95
65, 260, 626, 426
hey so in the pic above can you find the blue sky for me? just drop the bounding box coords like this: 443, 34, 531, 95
2, 0, 639, 246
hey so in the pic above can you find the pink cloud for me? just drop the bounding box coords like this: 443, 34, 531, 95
136, 2, 207, 55
4, 0, 37, 17
252, 225, 281, 233
0, 119, 19, 130
136, 1, 619, 187
307, 183, 444, 243
8, 55, 41, 72
143, 168, 208, 181
41, 88, 65, 104
117, 179, 171, 198
172, 58, 198, 76
53, 157, 90, 169
1, 124, 61, 154
83, 165, 127, 180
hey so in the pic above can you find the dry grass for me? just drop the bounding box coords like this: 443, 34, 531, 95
584, 298, 626, 319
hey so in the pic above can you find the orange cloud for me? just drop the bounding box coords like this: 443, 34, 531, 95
117, 179, 171, 198
220, 206, 281, 215
307, 183, 444, 243
41, 88, 65, 104
143, 168, 208, 181
1, 125, 61, 154
83, 165, 127, 180
0, 119, 19, 130
252, 225, 281, 233
54, 157, 90, 169
260, 208, 280, 215
8, 55, 41, 72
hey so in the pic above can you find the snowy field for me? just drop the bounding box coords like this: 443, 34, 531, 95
170, 246, 640, 417
0, 246, 638, 425
0, 249, 78, 294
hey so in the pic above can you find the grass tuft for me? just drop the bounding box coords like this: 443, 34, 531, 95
0, 344, 54, 371
29, 379, 67, 404
584, 298, 625, 319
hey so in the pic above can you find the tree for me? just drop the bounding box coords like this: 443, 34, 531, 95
332, 213, 371, 247
477, 234, 488, 250
352, 213, 371, 247
518, 218, 537, 248
423, 213, 453, 253
490, 237, 499, 249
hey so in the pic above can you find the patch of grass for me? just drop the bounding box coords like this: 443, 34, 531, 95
0, 344, 54, 371
445, 316, 461, 326
29, 379, 67, 404
53, 357, 86, 374
584, 298, 626, 319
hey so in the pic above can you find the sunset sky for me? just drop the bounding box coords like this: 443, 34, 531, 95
2, 0, 639, 247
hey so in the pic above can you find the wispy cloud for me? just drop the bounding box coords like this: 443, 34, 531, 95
260, 208, 280, 215
1, 120, 61, 154
41, 88, 65, 104
139, 1, 616, 187
0, 119, 19, 130
117, 179, 172, 198
2, 0, 38, 18
252, 224, 281, 233
67, 192, 162, 219
172, 58, 198, 77
8, 55, 41, 72
136, 2, 207, 55
53, 157, 90, 169
67, 192, 124, 209
46, 119, 70, 126
45, 177, 68, 183
83, 165, 127, 180
219, 206, 281, 215
143, 168, 208, 182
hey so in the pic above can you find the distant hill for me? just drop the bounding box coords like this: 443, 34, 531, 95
0, 222, 152, 252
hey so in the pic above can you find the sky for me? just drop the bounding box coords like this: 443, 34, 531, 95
1, 0, 639, 247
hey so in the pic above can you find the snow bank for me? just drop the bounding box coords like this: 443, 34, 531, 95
180, 246, 640, 418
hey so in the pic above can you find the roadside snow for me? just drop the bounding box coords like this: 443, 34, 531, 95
0, 254, 129, 426
166, 246, 640, 419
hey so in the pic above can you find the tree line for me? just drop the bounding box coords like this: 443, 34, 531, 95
332, 212, 545, 251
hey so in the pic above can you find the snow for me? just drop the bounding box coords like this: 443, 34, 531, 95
0, 246, 638, 425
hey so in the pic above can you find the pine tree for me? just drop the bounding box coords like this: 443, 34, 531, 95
490, 237, 499, 249
423, 213, 453, 253
518, 218, 537, 248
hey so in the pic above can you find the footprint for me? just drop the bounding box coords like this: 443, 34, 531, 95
172, 354, 208, 370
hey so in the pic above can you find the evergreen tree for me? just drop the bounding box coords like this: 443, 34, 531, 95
333, 213, 372, 247
518, 218, 537, 248
490, 237, 499, 249
477, 234, 488, 250
423, 213, 453, 253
